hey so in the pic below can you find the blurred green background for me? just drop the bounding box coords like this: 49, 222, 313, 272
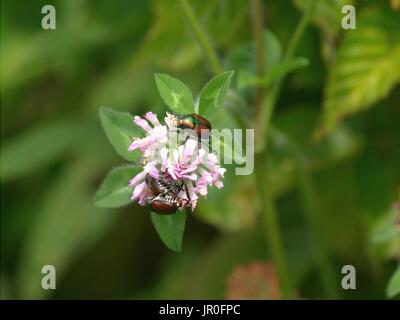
1, 0, 399, 299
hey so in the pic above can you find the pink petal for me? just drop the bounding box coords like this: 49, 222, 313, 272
160, 148, 169, 167
167, 167, 177, 180
129, 171, 146, 186
164, 112, 176, 128
138, 192, 148, 206
174, 148, 181, 164
131, 181, 147, 200
145, 112, 161, 126
190, 200, 198, 210
215, 181, 224, 189
180, 165, 198, 174
183, 173, 197, 181
192, 148, 206, 165
128, 139, 141, 151
183, 139, 198, 160
134, 116, 152, 132
207, 153, 218, 165
145, 163, 159, 179
186, 181, 198, 201
218, 167, 226, 177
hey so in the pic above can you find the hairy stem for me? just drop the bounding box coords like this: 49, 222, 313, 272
178, 0, 223, 75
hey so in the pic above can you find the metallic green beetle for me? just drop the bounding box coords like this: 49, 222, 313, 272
172, 113, 212, 140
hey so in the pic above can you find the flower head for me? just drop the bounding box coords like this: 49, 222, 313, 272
128, 111, 225, 211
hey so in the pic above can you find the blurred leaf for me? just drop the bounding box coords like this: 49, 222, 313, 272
99, 106, 141, 163
88, 67, 158, 114
207, 100, 246, 166
264, 30, 283, 70
198, 172, 259, 231
151, 211, 186, 252
0, 272, 12, 299
370, 205, 399, 244
196, 98, 252, 231
131, 0, 248, 70
387, 265, 400, 298
225, 29, 283, 109
94, 165, 140, 208
199, 106, 361, 232
198, 71, 234, 116
237, 71, 257, 90
225, 30, 282, 77
265, 57, 309, 83
0, 1, 112, 95
18, 158, 114, 299
320, 8, 400, 133
269, 108, 362, 197
0, 118, 80, 183
238, 57, 309, 89
293, 0, 354, 38
155, 74, 194, 114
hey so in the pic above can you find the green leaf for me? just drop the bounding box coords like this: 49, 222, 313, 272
151, 211, 187, 252
321, 8, 400, 133
198, 71, 234, 116
99, 106, 141, 162
0, 118, 80, 183
154, 73, 194, 113
387, 265, 400, 299
94, 165, 140, 208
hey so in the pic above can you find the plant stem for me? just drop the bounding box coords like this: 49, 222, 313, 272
256, 152, 293, 299
296, 160, 340, 299
284, 0, 318, 62
253, 0, 319, 299
254, 87, 291, 299
273, 128, 339, 298
250, 0, 266, 114
178, 0, 223, 75
250, 0, 293, 299
255, 0, 318, 151
276, 0, 339, 298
